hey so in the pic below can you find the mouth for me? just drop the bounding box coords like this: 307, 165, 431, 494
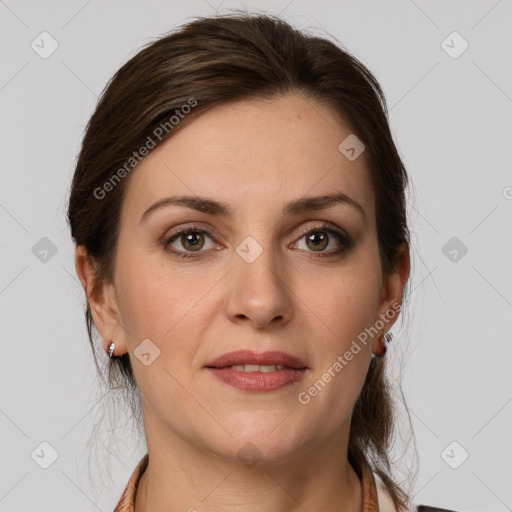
221, 364, 288, 372
205, 350, 308, 392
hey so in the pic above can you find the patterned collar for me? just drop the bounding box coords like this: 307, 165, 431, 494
113, 453, 385, 511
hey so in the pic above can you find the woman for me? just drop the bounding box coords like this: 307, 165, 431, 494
67, 12, 459, 512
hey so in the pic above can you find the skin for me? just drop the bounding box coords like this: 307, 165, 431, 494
76, 92, 409, 512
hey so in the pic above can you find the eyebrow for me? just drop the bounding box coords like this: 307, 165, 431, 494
140, 192, 368, 225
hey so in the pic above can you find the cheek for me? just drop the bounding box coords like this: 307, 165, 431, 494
296, 275, 378, 431
116, 250, 197, 340
114, 257, 204, 408
298, 249, 381, 404
310, 261, 382, 348
115, 252, 219, 376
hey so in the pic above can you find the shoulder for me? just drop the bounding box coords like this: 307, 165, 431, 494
375, 473, 462, 512
414, 508, 463, 512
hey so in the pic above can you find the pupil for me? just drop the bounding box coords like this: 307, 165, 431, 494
184, 232, 203, 250
309, 232, 324, 246
307, 231, 328, 251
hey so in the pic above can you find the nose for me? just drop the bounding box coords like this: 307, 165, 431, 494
225, 245, 294, 330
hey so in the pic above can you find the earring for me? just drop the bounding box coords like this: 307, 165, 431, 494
108, 341, 115, 359
373, 331, 392, 358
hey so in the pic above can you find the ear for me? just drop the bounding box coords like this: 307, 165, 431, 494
372, 242, 410, 354
74, 245, 127, 356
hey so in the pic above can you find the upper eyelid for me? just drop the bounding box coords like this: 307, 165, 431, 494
293, 222, 347, 238
164, 223, 220, 243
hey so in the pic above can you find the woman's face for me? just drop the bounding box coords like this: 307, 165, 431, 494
89, 92, 407, 464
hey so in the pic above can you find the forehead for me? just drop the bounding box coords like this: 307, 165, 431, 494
122, 93, 375, 225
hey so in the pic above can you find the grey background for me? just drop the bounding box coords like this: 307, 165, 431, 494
1, 1, 511, 510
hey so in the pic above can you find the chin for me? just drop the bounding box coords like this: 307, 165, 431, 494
199, 416, 314, 467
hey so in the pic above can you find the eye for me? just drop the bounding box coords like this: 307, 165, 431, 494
291, 223, 352, 257
164, 225, 220, 258
162, 222, 352, 260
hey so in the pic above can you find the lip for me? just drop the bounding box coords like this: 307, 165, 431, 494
205, 350, 307, 369
205, 350, 308, 393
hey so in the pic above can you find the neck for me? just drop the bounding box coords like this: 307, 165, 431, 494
134, 419, 362, 512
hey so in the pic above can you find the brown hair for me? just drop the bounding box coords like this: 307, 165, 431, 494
67, 11, 413, 508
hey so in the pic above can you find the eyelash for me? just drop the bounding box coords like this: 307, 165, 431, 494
162, 222, 353, 259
